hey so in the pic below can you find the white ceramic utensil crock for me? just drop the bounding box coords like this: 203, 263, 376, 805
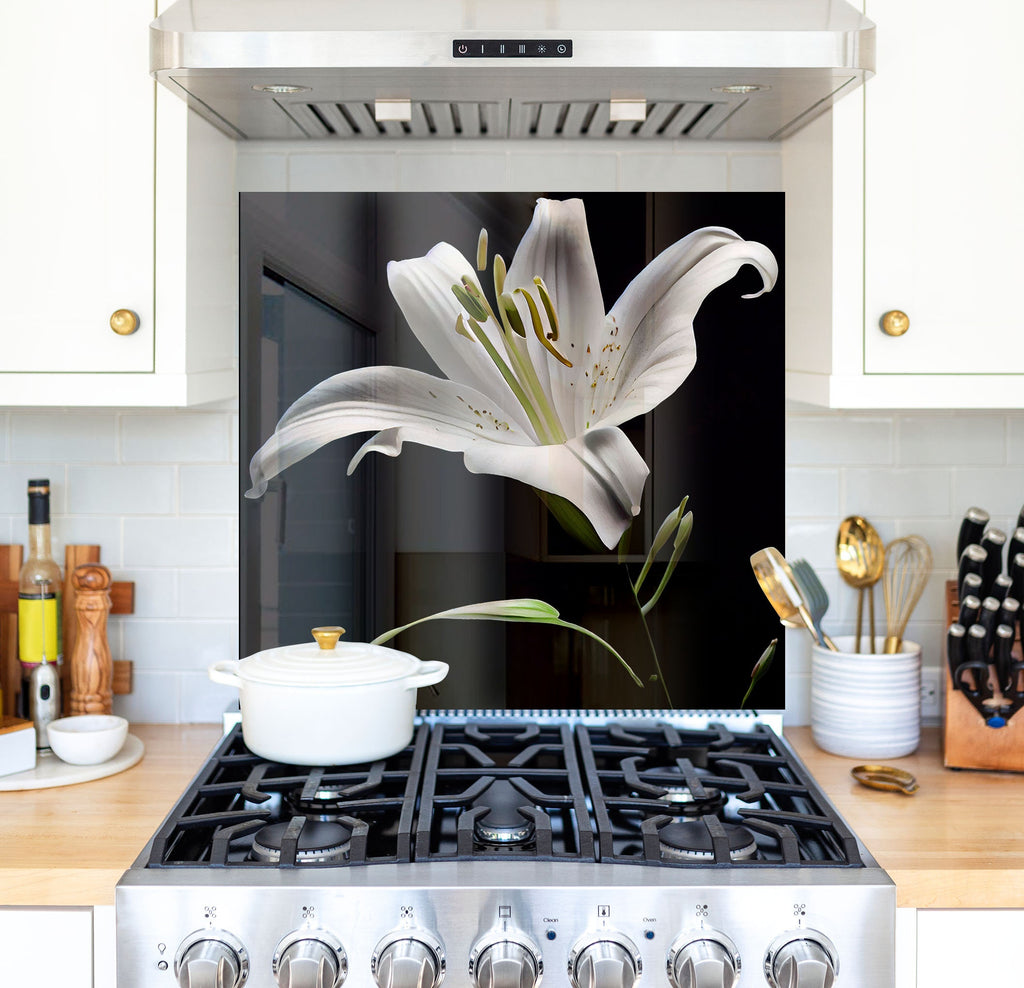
209, 626, 448, 765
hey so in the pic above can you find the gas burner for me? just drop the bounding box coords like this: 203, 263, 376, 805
656, 785, 727, 818
250, 820, 352, 864
285, 785, 353, 820
657, 821, 757, 863
471, 780, 536, 845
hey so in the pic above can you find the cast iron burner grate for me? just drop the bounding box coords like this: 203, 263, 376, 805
145, 724, 427, 867
142, 719, 862, 870
575, 722, 863, 867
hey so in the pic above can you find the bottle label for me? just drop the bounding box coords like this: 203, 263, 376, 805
18, 594, 62, 667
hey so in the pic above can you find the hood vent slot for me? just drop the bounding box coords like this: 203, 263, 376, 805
512, 100, 734, 139
279, 98, 736, 140
283, 100, 507, 139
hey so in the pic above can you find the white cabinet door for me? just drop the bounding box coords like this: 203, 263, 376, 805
863, 0, 1024, 376
0, 0, 154, 374
0, 906, 94, 987
784, 0, 1024, 407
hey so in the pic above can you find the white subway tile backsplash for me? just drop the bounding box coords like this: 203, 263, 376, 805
0, 464, 66, 514
68, 465, 176, 515
397, 152, 509, 191
785, 468, 839, 517
179, 672, 239, 723
32, 516, 124, 569
786, 415, 892, 466
1007, 416, 1024, 465
120, 412, 229, 463
951, 467, 1024, 520
124, 518, 234, 567
617, 152, 727, 191
113, 670, 181, 724
179, 569, 239, 619
0, 412, 8, 460
843, 468, 950, 518
236, 151, 288, 192
784, 522, 840, 569
508, 151, 618, 190
122, 619, 237, 671
114, 568, 179, 619
289, 152, 398, 191
898, 413, 1006, 466
728, 154, 783, 191
180, 465, 239, 515
10, 412, 116, 463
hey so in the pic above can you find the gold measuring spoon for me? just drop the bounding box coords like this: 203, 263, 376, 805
836, 516, 886, 653
751, 547, 839, 651
851, 764, 919, 795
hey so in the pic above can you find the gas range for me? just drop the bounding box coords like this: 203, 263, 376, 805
116, 712, 895, 987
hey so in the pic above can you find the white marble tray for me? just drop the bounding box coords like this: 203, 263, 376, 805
0, 733, 144, 791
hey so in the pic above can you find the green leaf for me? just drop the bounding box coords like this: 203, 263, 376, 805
740, 638, 778, 708
633, 495, 688, 594
640, 510, 693, 616
370, 597, 642, 687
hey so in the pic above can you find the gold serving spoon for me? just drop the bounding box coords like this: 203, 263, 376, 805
751, 547, 839, 651
836, 516, 886, 653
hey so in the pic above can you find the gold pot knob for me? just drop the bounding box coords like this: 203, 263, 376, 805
109, 309, 140, 336
880, 310, 910, 337
311, 626, 345, 650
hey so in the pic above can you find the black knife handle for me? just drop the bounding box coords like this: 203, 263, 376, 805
978, 596, 1002, 651
995, 624, 1016, 695
966, 623, 992, 689
958, 593, 982, 629
1017, 503, 1024, 535
960, 572, 984, 603
990, 573, 1014, 603
947, 623, 967, 689
998, 596, 1020, 631
1011, 552, 1024, 604
980, 529, 1007, 588
958, 507, 990, 562
955, 660, 993, 700
1009, 527, 1024, 568
958, 545, 988, 598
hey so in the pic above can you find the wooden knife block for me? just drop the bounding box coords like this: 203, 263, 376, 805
0, 544, 134, 718
943, 579, 1024, 771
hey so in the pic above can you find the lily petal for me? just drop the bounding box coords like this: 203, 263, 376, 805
593, 229, 778, 429
461, 425, 649, 549
246, 366, 533, 497
505, 198, 607, 433
387, 242, 512, 400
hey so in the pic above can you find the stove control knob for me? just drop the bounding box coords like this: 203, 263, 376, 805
470, 934, 543, 988
174, 930, 249, 988
568, 933, 641, 988
765, 931, 838, 988
372, 931, 445, 988
668, 932, 740, 988
274, 931, 347, 988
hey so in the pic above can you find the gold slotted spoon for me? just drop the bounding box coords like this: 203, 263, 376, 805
836, 516, 885, 653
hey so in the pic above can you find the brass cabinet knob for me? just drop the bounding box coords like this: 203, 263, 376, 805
880, 310, 910, 337
109, 309, 140, 336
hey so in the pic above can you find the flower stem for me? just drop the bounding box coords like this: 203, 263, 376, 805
624, 563, 674, 707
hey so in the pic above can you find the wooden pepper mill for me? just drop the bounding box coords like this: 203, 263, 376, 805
69, 563, 113, 715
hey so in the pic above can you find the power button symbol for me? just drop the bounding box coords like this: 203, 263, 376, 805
458, 44, 468, 54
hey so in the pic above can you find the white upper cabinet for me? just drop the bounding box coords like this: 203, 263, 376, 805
0, 0, 236, 406
784, 0, 1024, 408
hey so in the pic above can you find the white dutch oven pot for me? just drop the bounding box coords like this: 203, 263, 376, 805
209, 626, 448, 765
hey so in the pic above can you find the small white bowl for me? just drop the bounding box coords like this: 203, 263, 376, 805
47, 715, 129, 765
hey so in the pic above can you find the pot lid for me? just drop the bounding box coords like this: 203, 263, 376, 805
238, 626, 423, 687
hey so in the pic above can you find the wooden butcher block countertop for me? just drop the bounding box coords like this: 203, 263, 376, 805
1, 725, 1021, 909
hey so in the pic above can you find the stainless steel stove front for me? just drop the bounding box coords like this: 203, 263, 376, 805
117, 860, 895, 987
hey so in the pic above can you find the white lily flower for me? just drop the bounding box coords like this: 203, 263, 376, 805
247, 198, 777, 548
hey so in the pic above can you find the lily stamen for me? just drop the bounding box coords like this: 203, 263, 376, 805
515, 287, 573, 368
533, 276, 559, 341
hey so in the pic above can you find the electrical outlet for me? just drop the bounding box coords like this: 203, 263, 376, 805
920, 667, 941, 720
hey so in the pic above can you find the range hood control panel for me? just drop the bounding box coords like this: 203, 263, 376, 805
452, 40, 573, 58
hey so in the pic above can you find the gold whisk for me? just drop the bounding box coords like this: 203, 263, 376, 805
882, 535, 933, 654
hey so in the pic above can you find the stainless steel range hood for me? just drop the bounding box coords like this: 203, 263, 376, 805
151, 0, 874, 142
